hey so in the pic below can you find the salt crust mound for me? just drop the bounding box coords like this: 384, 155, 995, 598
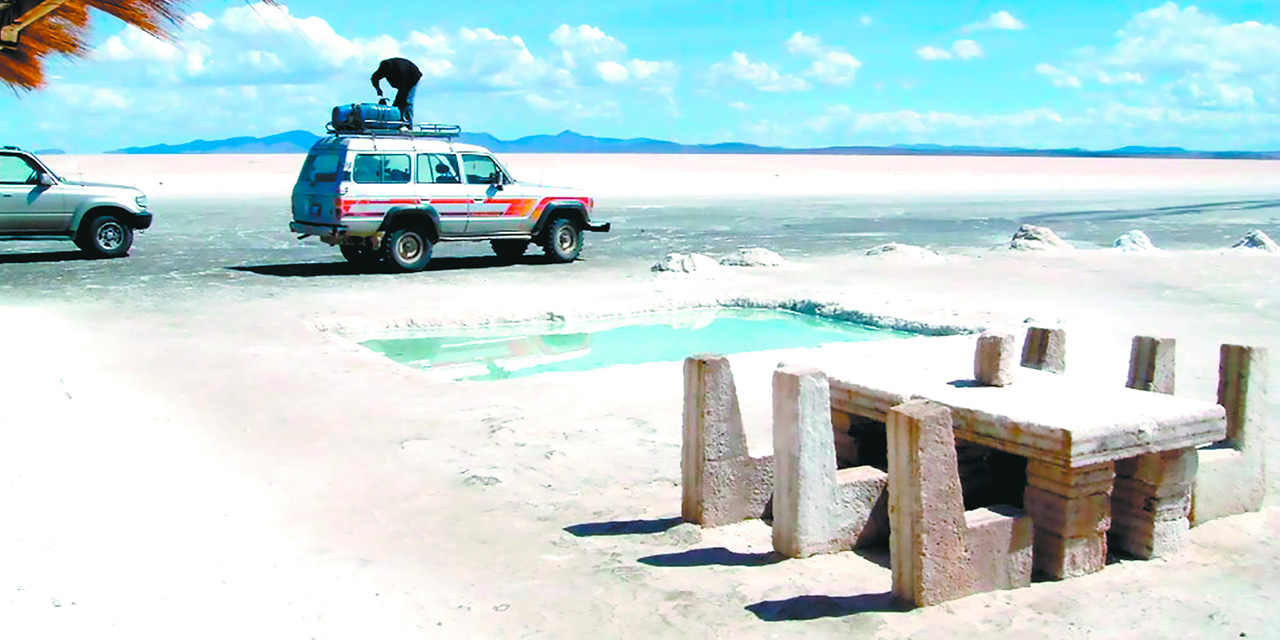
1113, 230, 1159, 252
718, 247, 786, 267
651, 253, 725, 273
865, 243, 941, 260
1008, 224, 1073, 251
1232, 229, 1279, 253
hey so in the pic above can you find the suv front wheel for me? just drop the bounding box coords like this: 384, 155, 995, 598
76, 214, 133, 258
543, 218, 582, 263
383, 227, 433, 272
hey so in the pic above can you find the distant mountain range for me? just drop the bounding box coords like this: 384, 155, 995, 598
108, 129, 1280, 160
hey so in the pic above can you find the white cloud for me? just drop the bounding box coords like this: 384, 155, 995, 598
729, 101, 751, 111
918, 41, 980, 61
1097, 71, 1144, 85
710, 52, 810, 92
916, 46, 951, 61
860, 16, 873, 26
1041, 3, 1280, 111
596, 60, 629, 83
1036, 63, 1082, 88
952, 40, 982, 60
547, 24, 677, 90
786, 32, 861, 85
965, 11, 1025, 31
86, 8, 676, 99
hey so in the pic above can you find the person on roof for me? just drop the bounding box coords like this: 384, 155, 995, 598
371, 57, 423, 125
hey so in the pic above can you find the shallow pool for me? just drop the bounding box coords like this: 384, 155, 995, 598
355, 308, 910, 381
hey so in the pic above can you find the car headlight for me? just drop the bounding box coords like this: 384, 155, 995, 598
135, 194, 148, 209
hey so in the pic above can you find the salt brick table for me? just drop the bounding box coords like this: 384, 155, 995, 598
792, 340, 1226, 579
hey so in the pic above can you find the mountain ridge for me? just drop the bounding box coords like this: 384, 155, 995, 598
107, 129, 1280, 160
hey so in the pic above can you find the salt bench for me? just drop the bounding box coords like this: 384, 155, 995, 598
791, 337, 1227, 579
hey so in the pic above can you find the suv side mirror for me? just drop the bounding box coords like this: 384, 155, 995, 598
38, 173, 55, 187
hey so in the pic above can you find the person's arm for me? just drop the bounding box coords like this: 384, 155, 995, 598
371, 62, 386, 96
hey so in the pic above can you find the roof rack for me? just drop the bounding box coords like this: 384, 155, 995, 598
324, 123, 462, 139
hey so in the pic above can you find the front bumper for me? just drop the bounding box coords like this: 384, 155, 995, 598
132, 213, 153, 230
585, 220, 611, 233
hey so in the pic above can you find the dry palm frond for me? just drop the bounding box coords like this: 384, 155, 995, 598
1, 0, 276, 90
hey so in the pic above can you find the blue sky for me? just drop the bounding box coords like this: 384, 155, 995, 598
3, 1, 1280, 151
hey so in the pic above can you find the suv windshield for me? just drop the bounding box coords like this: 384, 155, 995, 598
299, 152, 342, 183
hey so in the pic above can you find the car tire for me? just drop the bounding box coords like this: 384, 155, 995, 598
76, 214, 133, 258
340, 243, 382, 268
383, 227, 432, 272
543, 217, 582, 263
491, 239, 529, 260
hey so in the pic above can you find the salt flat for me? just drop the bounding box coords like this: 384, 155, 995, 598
1, 153, 1278, 639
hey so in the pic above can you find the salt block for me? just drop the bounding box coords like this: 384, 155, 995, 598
889, 400, 1033, 603
1192, 448, 1265, 524
681, 355, 772, 526
889, 401, 973, 605
772, 366, 886, 558
1193, 344, 1268, 525
1034, 530, 1106, 579
1024, 486, 1112, 537
1127, 336, 1176, 394
1020, 327, 1066, 374
1115, 448, 1198, 487
965, 506, 1033, 592
1026, 460, 1115, 497
974, 332, 1017, 386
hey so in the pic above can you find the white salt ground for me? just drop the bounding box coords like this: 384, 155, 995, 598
3, 154, 1280, 640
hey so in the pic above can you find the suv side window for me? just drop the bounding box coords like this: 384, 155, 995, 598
417, 153, 461, 184
352, 154, 411, 184
461, 154, 505, 185
0, 154, 39, 185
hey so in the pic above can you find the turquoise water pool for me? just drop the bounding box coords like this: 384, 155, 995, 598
355, 307, 910, 381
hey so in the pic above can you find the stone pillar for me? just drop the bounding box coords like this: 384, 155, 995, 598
681, 355, 773, 527
1192, 345, 1269, 524
1110, 448, 1197, 558
1021, 327, 1067, 374
1023, 460, 1114, 579
974, 333, 1017, 387
1127, 336, 1176, 394
772, 366, 887, 558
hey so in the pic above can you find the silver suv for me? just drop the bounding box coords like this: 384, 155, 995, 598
0, 147, 151, 258
289, 128, 609, 272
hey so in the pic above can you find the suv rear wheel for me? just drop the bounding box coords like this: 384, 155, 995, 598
491, 239, 529, 260
543, 218, 582, 263
76, 214, 133, 258
383, 227, 432, 272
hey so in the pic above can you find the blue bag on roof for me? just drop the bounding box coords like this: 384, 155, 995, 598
331, 100, 406, 132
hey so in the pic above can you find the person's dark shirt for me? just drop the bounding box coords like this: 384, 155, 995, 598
371, 58, 423, 91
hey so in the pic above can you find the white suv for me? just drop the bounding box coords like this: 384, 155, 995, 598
289, 127, 609, 271
0, 147, 151, 258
